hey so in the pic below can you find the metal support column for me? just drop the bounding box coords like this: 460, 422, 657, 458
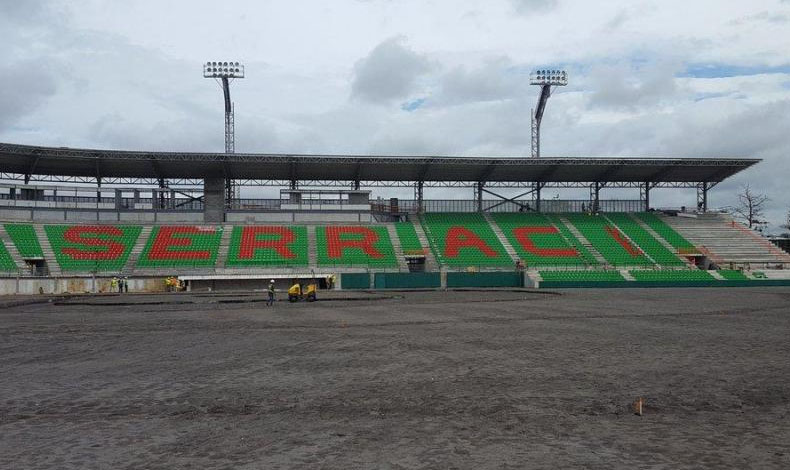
158, 178, 166, 210
641, 182, 651, 211
476, 182, 484, 212
535, 182, 543, 212
531, 109, 540, 158
415, 181, 424, 213
697, 182, 708, 212
591, 182, 601, 213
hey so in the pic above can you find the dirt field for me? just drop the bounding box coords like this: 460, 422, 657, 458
1, 287, 789, 469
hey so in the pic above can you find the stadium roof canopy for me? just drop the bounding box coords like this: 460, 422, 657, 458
0, 142, 759, 187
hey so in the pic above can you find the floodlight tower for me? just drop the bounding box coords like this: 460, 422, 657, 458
203, 61, 245, 202
529, 69, 567, 158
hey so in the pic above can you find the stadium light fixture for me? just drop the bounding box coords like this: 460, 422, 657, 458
529, 69, 568, 86
203, 61, 245, 79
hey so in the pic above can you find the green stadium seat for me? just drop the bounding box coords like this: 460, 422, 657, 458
137, 226, 222, 268
225, 226, 308, 267
564, 214, 652, 267
316, 225, 398, 268
395, 222, 425, 255
717, 269, 751, 280
4, 224, 44, 258
421, 213, 512, 267
44, 225, 142, 272
539, 270, 625, 282
492, 213, 594, 267
635, 212, 697, 253
630, 270, 715, 282
606, 213, 686, 266
0, 240, 16, 271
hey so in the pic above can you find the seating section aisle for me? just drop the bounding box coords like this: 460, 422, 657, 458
606, 213, 686, 266
316, 225, 398, 267
44, 225, 142, 272
4, 224, 44, 258
137, 226, 222, 268
564, 214, 652, 267
422, 213, 512, 267
226, 226, 308, 267
0, 241, 16, 271
635, 212, 697, 252
492, 213, 592, 267
395, 222, 424, 254
630, 270, 714, 282
539, 270, 625, 282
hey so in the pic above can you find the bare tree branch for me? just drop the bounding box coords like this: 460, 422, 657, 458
728, 184, 769, 228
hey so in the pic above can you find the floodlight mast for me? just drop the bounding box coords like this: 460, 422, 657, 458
203, 61, 245, 203
529, 69, 567, 158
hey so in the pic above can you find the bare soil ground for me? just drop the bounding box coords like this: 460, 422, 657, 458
1, 287, 789, 469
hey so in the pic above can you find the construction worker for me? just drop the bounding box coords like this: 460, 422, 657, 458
111, 277, 119, 293
267, 279, 276, 306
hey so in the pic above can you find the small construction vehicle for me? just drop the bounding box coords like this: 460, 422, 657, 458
288, 281, 317, 302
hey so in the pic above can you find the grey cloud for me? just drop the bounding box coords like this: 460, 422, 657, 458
510, 0, 558, 15
351, 37, 433, 104
729, 11, 789, 25
0, 0, 51, 22
605, 10, 630, 30
587, 61, 680, 110
433, 58, 526, 106
0, 62, 57, 130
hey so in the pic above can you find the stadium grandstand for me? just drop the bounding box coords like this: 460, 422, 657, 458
1, 141, 789, 294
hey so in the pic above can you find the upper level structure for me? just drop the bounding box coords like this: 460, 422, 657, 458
0, 142, 760, 223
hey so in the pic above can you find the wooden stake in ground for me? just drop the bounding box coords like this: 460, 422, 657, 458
632, 397, 644, 416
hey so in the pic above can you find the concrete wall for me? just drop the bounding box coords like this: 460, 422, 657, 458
156, 212, 204, 223
0, 277, 167, 295
225, 212, 373, 223
0, 209, 33, 220
294, 212, 371, 223
203, 178, 225, 223
118, 212, 157, 223
225, 212, 295, 223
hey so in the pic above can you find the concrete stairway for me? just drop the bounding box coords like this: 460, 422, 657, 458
123, 226, 152, 274
662, 213, 790, 266
33, 224, 61, 276
386, 224, 409, 271
411, 216, 440, 271
557, 216, 608, 265
483, 213, 518, 263
307, 225, 318, 268
214, 225, 233, 268
0, 225, 27, 270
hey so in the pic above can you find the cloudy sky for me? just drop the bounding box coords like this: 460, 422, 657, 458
1, 0, 789, 229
